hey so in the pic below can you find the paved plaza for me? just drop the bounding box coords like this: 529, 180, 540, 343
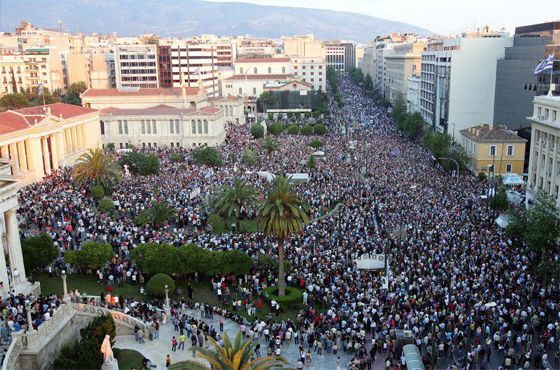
115, 308, 353, 369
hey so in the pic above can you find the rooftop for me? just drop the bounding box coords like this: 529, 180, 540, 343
0, 103, 98, 135
460, 124, 527, 143
225, 74, 292, 81
235, 57, 291, 63
81, 87, 201, 98
100, 105, 220, 116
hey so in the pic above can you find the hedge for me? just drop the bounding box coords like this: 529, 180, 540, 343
146, 273, 175, 297
314, 124, 327, 135
300, 124, 313, 136
287, 124, 299, 135
250, 123, 264, 139
264, 286, 303, 308
91, 185, 105, 201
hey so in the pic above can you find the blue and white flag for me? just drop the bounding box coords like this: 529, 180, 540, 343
37, 82, 44, 95
534, 52, 554, 75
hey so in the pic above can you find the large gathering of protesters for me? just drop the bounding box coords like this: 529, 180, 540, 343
7, 75, 560, 370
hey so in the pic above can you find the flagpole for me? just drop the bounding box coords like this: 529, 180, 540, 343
548, 51, 555, 97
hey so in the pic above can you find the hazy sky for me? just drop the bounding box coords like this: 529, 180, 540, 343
207, 0, 558, 35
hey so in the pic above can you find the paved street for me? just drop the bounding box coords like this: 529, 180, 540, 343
115, 308, 353, 369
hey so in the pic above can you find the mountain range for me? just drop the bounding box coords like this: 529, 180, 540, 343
0, 0, 430, 43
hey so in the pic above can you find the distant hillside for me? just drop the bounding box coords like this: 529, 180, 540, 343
0, 0, 430, 42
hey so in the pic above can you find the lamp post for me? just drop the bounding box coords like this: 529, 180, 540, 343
25, 302, 35, 333
61, 270, 69, 302
164, 284, 170, 315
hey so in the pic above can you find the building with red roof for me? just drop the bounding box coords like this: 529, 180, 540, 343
0, 103, 101, 184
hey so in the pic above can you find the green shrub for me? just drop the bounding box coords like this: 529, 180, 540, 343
264, 286, 303, 308
98, 197, 115, 214
106, 143, 115, 150
268, 123, 283, 135
242, 149, 258, 166
134, 211, 151, 226
170, 153, 183, 162
250, 123, 264, 139
191, 146, 223, 166
91, 185, 105, 201
146, 273, 175, 297
309, 140, 323, 149
314, 124, 327, 135
22, 233, 58, 272
120, 152, 160, 175
300, 124, 313, 136
287, 124, 299, 135
307, 156, 316, 170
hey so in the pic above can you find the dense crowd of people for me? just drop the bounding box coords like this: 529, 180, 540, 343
14, 75, 560, 370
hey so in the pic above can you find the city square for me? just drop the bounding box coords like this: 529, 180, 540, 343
0, 2, 558, 370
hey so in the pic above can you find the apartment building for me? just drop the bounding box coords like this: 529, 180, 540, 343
283, 35, 324, 58
420, 30, 512, 137
324, 42, 345, 71
24, 48, 66, 92
170, 42, 219, 97
0, 52, 27, 94
527, 95, 560, 207
384, 42, 425, 104
114, 44, 159, 88
291, 57, 326, 91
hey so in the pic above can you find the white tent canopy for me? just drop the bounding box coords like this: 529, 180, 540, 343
312, 151, 325, 156
287, 173, 310, 182
403, 344, 425, 370
257, 171, 275, 182
502, 173, 525, 186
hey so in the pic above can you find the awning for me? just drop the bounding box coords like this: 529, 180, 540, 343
403, 344, 425, 370
502, 173, 525, 186
287, 173, 309, 182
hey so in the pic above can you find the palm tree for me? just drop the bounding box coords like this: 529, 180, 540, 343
213, 179, 256, 232
258, 175, 310, 296
148, 200, 176, 228
170, 331, 286, 370
73, 148, 121, 189
260, 137, 279, 157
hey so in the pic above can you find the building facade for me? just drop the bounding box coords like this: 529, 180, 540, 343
290, 57, 326, 91
324, 42, 345, 71
170, 43, 219, 97
420, 31, 512, 137
527, 95, 560, 207
406, 75, 421, 113
384, 42, 425, 104
460, 124, 527, 175
0, 52, 27, 95
0, 103, 101, 185
493, 22, 560, 131
114, 44, 159, 88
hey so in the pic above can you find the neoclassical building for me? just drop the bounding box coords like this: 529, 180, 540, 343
0, 103, 102, 185
81, 85, 245, 148
0, 159, 38, 297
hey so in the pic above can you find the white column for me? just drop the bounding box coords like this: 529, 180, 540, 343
0, 225, 10, 296
8, 143, 20, 176
50, 135, 59, 170
41, 137, 51, 175
56, 132, 66, 162
5, 208, 26, 287
65, 129, 73, 153
71, 127, 78, 152
77, 125, 85, 149
0, 146, 8, 159
25, 138, 44, 180
17, 141, 28, 172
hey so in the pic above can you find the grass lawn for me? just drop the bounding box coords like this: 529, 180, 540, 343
36, 273, 301, 322
115, 349, 144, 370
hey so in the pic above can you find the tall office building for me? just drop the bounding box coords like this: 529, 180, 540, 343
114, 44, 159, 88
493, 22, 560, 131
170, 43, 219, 97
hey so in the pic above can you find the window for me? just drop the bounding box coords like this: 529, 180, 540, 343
507, 145, 514, 156
118, 120, 123, 135
268, 67, 271, 73
506, 164, 512, 173
282, 67, 285, 73
147, 120, 151, 134
141, 120, 146, 134
170, 142, 174, 147
100, 121, 105, 135
489, 145, 496, 156
119, 143, 124, 149
203, 120, 208, 134
169, 120, 174, 134
197, 120, 202, 134
124, 120, 128, 134
175, 120, 180, 134
191, 120, 196, 134
488, 164, 494, 173
253, 67, 257, 74
253, 87, 256, 95
177, 142, 180, 147
239, 88, 242, 95
152, 120, 157, 134
240, 67, 243, 74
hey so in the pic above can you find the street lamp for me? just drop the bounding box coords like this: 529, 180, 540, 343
61, 270, 69, 301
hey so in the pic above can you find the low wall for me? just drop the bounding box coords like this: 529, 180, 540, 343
2, 302, 147, 370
